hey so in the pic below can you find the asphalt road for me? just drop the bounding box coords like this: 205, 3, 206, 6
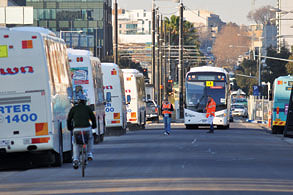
1, 122, 293, 195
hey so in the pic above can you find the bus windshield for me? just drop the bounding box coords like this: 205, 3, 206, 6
186, 81, 226, 113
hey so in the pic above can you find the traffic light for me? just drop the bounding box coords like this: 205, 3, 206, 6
249, 50, 254, 60
142, 68, 148, 78
167, 80, 173, 94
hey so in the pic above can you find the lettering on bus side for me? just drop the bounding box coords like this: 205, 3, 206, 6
0, 104, 38, 124
105, 103, 115, 113
0, 66, 34, 76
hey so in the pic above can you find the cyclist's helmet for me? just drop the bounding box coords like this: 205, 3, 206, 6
76, 91, 87, 104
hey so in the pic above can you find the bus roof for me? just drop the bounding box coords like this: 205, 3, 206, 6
101, 63, 119, 69
10, 27, 56, 37
189, 66, 228, 75
275, 75, 293, 81
67, 48, 93, 57
122, 69, 141, 75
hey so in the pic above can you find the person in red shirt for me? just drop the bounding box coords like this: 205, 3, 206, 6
205, 96, 216, 133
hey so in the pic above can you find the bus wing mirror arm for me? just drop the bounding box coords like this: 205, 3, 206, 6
66, 87, 73, 100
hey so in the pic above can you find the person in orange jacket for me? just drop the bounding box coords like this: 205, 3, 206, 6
205, 95, 216, 133
161, 97, 174, 135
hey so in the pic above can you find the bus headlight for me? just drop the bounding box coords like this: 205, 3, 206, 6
216, 113, 226, 117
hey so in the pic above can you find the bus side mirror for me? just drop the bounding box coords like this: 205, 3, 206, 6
66, 87, 73, 100
106, 92, 111, 102
126, 95, 131, 104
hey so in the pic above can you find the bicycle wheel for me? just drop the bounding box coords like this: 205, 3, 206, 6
81, 144, 87, 177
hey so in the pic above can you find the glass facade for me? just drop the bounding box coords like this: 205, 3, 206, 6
26, 0, 113, 60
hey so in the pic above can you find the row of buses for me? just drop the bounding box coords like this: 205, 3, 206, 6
0, 27, 146, 166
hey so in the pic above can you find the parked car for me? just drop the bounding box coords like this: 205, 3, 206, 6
231, 104, 248, 118
146, 99, 159, 121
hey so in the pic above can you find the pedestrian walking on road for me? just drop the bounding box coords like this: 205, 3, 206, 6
161, 97, 174, 135
205, 95, 216, 133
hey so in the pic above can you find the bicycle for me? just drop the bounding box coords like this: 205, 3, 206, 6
73, 129, 91, 177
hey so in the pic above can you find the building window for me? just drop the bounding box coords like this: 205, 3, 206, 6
126, 24, 137, 29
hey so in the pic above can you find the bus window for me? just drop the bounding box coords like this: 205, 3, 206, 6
106, 92, 111, 102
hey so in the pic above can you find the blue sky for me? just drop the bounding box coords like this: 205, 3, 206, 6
117, 0, 277, 25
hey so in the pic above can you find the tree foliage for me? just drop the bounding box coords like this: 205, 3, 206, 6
247, 5, 275, 25
286, 56, 293, 75
164, 15, 199, 47
118, 57, 146, 76
164, 15, 201, 69
262, 47, 290, 84
235, 59, 258, 95
212, 23, 250, 69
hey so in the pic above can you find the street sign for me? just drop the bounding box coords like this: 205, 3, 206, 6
253, 86, 259, 96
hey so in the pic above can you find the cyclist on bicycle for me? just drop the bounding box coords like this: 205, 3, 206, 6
67, 92, 97, 169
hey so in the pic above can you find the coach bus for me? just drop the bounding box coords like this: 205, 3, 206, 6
67, 49, 105, 143
271, 76, 293, 134
122, 69, 147, 129
101, 63, 127, 135
0, 27, 72, 166
184, 66, 230, 129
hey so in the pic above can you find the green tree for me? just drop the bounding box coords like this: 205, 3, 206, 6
235, 59, 258, 95
164, 15, 200, 69
286, 55, 293, 75
164, 15, 199, 47
262, 47, 290, 84
118, 57, 144, 74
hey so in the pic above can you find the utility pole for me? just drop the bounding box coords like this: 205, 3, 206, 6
156, 12, 161, 109
152, 0, 156, 100
94, 29, 98, 57
164, 20, 168, 97
160, 15, 164, 100
258, 45, 262, 96
113, 0, 118, 64
178, 2, 184, 118
169, 30, 172, 81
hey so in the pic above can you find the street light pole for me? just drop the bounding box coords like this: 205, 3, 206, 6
113, 0, 118, 64
178, 1, 184, 118
258, 44, 261, 87
152, 0, 156, 102
156, 12, 161, 109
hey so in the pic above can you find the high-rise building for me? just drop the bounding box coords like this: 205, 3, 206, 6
26, 0, 113, 60
116, 9, 152, 35
277, 0, 293, 51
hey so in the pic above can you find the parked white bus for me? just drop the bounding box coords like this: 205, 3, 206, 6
101, 63, 127, 135
0, 27, 73, 166
184, 66, 230, 129
67, 49, 105, 143
122, 69, 146, 128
